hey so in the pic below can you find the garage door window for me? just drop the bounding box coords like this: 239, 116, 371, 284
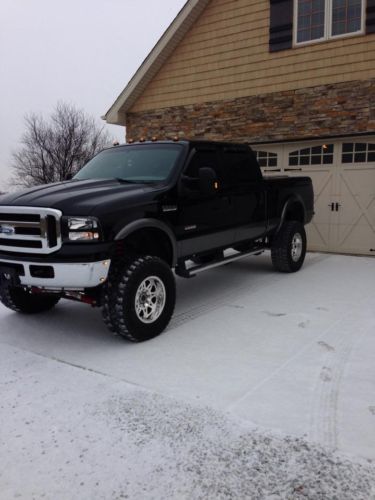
255, 151, 278, 168
342, 143, 375, 163
289, 144, 334, 166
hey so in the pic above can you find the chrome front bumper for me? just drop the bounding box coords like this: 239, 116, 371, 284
0, 258, 111, 290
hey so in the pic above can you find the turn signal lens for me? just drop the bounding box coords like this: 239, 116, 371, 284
68, 231, 100, 241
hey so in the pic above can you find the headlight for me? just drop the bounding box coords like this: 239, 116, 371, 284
66, 217, 101, 241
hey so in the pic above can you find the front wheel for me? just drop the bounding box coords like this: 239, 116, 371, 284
102, 256, 176, 342
0, 286, 60, 314
271, 221, 307, 273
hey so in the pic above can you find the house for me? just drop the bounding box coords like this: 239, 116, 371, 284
104, 0, 375, 256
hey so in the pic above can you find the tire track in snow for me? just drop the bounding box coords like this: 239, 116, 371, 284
309, 314, 370, 450
169, 253, 329, 330
169, 272, 281, 329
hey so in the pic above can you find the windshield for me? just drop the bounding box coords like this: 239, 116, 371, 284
74, 145, 183, 183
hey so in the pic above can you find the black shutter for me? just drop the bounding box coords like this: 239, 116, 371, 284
367, 0, 375, 34
269, 0, 294, 52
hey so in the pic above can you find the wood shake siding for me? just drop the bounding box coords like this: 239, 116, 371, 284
131, 0, 375, 113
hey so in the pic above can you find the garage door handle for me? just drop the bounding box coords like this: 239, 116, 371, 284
335, 203, 341, 212
328, 203, 335, 211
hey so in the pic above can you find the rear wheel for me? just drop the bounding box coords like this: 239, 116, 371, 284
271, 221, 306, 273
0, 286, 60, 314
101, 256, 176, 342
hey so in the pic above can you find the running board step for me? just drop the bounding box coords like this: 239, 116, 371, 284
176, 248, 266, 278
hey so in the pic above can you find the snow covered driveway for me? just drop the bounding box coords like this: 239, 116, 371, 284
1, 253, 375, 498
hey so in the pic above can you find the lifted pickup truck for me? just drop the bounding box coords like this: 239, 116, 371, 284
0, 140, 313, 342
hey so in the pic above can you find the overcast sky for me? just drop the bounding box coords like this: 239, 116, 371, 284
0, 0, 186, 189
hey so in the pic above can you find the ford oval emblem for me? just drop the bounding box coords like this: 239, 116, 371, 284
0, 225, 16, 235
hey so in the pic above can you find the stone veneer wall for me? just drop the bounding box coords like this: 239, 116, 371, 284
126, 79, 375, 143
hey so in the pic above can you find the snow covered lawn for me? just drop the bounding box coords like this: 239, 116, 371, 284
1, 253, 374, 498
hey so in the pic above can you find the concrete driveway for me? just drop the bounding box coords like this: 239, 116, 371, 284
1, 252, 374, 498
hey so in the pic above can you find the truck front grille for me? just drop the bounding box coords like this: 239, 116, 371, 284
0, 207, 62, 254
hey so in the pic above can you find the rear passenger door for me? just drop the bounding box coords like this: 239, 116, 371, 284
218, 145, 267, 243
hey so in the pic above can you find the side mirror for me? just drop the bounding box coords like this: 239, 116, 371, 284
65, 173, 73, 181
199, 167, 218, 195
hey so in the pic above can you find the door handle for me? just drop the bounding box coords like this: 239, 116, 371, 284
328, 202, 341, 211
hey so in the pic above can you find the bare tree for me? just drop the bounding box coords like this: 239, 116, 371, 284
11, 102, 112, 187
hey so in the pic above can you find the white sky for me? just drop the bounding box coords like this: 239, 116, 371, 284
0, 0, 186, 189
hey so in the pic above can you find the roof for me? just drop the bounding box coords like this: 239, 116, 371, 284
103, 0, 210, 126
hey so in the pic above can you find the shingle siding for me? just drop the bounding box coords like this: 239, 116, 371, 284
130, 0, 375, 113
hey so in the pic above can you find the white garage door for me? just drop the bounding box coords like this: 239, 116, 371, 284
253, 137, 375, 256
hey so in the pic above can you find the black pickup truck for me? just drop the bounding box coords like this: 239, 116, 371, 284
0, 140, 313, 341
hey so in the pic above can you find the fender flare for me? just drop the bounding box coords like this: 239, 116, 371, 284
275, 195, 306, 234
114, 218, 178, 266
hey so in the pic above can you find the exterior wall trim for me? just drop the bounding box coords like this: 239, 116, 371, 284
251, 131, 375, 147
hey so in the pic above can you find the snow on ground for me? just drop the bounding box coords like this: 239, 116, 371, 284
1, 253, 375, 498
1, 343, 374, 500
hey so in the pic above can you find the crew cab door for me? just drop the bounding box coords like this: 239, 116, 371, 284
176, 146, 236, 256
218, 145, 267, 243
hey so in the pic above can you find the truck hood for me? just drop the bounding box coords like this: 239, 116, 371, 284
0, 179, 156, 216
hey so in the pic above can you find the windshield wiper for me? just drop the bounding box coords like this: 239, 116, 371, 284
113, 178, 140, 184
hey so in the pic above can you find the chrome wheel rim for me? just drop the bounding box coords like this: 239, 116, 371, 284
291, 233, 303, 262
135, 276, 166, 324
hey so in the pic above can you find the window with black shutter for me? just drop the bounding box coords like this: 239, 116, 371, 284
296, 0, 367, 45
270, 0, 371, 51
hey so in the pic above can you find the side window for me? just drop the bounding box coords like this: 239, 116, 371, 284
220, 147, 260, 187
184, 149, 218, 178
